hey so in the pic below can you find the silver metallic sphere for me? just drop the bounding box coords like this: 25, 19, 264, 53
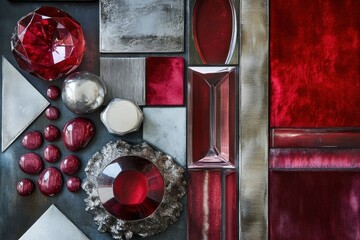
62, 71, 106, 114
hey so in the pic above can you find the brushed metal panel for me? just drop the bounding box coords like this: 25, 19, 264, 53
100, 57, 146, 105
100, 0, 184, 53
239, 0, 268, 239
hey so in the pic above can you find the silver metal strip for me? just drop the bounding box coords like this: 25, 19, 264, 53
239, 0, 268, 239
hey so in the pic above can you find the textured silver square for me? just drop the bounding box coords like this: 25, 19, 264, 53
143, 107, 186, 167
1, 56, 49, 152
100, 57, 145, 105
100, 0, 184, 53
19, 205, 89, 240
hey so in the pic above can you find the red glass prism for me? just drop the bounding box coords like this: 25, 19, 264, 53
97, 156, 165, 221
270, 171, 360, 240
192, 0, 237, 64
11, 6, 85, 81
146, 57, 184, 106
188, 67, 236, 168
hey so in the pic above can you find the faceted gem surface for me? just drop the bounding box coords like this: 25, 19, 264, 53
17, 178, 35, 196
47, 85, 61, 100
22, 131, 43, 150
60, 155, 80, 175
11, 6, 86, 81
44, 125, 60, 142
97, 156, 165, 221
66, 176, 81, 192
62, 118, 95, 152
37, 167, 63, 196
45, 106, 60, 120
43, 145, 61, 163
19, 153, 43, 174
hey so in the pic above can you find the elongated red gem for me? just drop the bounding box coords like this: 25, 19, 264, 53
62, 118, 95, 152
37, 167, 63, 196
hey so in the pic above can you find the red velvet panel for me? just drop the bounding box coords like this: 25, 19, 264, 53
270, 171, 360, 240
270, 0, 360, 127
270, 148, 360, 169
188, 171, 222, 240
146, 57, 184, 106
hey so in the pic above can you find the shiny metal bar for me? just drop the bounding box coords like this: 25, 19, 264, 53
239, 0, 268, 239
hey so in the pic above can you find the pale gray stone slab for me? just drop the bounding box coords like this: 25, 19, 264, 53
19, 205, 89, 240
143, 107, 186, 167
1, 56, 49, 152
100, 57, 146, 105
100, 0, 184, 53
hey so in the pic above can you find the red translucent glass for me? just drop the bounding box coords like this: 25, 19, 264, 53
188, 67, 236, 168
97, 156, 164, 221
270, 149, 360, 169
11, 6, 85, 81
192, 0, 236, 64
270, 0, 360, 127
146, 57, 184, 106
271, 128, 360, 148
270, 171, 360, 240
226, 171, 237, 240
188, 171, 222, 240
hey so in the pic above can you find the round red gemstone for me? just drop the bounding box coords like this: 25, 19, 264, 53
17, 178, 35, 196
45, 106, 60, 120
37, 167, 63, 196
47, 85, 61, 100
43, 145, 61, 163
22, 131, 43, 150
11, 6, 86, 81
19, 153, 43, 174
97, 156, 165, 221
62, 118, 96, 152
66, 176, 81, 192
60, 155, 80, 175
44, 125, 60, 142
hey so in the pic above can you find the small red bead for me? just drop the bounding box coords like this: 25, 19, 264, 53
47, 85, 61, 100
44, 125, 60, 142
66, 177, 81, 192
45, 106, 60, 120
43, 145, 61, 163
17, 178, 35, 196
62, 118, 96, 152
37, 167, 63, 196
22, 131, 43, 150
19, 153, 43, 174
60, 155, 80, 175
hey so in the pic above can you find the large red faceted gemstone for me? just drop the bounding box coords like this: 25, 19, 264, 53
62, 118, 95, 152
11, 6, 85, 81
97, 156, 165, 221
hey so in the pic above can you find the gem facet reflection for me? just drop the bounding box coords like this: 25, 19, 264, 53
97, 156, 165, 221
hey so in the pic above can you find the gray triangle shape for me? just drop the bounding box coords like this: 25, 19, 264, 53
2, 56, 49, 152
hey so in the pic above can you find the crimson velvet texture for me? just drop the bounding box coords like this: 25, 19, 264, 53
270, 0, 360, 127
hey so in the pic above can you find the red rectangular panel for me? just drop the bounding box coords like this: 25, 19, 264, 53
271, 128, 360, 148
188, 67, 236, 168
225, 171, 237, 240
146, 57, 184, 106
270, 148, 360, 169
188, 171, 222, 240
270, 171, 360, 240
270, 0, 360, 127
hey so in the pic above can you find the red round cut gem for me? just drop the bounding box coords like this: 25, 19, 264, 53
47, 85, 61, 100
19, 153, 43, 174
44, 125, 60, 142
37, 167, 63, 196
11, 6, 86, 81
17, 178, 35, 196
60, 155, 80, 175
43, 144, 61, 163
62, 118, 95, 152
97, 156, 165, 221
22, 131, 43, 150
66, 176, 81, 192
45, 106, 60, 120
